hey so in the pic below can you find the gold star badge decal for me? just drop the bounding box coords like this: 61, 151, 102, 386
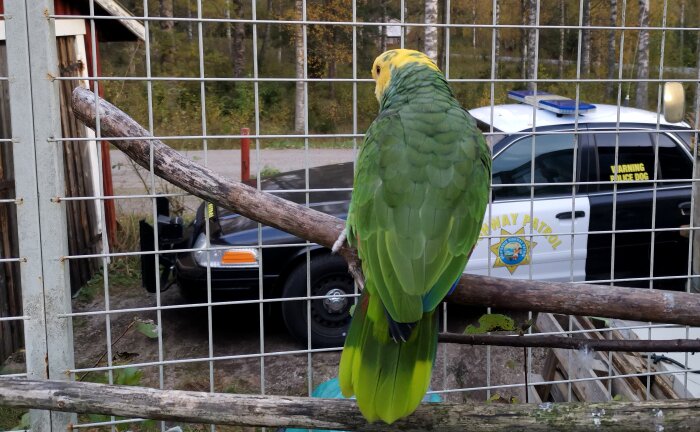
489, 227, 537, 274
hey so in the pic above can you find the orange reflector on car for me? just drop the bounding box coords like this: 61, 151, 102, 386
221, 250, 256, 265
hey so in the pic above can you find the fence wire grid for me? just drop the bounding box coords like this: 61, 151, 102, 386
1, 0, 700, 431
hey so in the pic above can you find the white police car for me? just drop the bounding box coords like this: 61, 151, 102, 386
465, 90, 694, 290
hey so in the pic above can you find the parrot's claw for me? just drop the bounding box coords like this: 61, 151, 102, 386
385, 309, 417, 343
332, 228, 347, 254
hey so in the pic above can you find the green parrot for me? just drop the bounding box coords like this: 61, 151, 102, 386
336, 49, 491, 424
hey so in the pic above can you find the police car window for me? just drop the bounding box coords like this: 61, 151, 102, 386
596, 132, 654, 191
656, 133, 692, 182
676, 131, 694, 149
491, 133, 576, 200
596, 132, 691, 190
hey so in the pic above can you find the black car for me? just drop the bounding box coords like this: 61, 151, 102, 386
141, 163, 356, 348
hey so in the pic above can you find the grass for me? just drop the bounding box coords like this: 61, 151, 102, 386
0, 407, 27, 431
76, 213, 145, 303
77, 256, 142, 303
259, 139, 358, 150
161, 138, 359, 151
250, 164, 281, 179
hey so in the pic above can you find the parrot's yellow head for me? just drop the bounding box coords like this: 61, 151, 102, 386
371, 49, 440, 102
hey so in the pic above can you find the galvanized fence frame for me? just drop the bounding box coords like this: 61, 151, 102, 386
1, 0, 699, 431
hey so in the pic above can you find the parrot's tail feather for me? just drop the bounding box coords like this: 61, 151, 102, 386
339, 290, 438, 424
384, 309, 417, 342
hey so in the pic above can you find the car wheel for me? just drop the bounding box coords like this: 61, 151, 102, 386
281, 253, 354, 348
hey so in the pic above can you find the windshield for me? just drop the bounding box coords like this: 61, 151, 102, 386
475, 118, 506, 147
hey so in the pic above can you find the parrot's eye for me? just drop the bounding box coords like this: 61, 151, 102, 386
375, 65, 381, 74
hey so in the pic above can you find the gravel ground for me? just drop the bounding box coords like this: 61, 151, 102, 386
110, 149, 356, 215
67, 280, 543, 404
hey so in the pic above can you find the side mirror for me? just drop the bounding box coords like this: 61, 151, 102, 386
663, 82, 685, 123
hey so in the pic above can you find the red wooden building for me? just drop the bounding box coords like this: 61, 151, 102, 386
0, 0, 144, 363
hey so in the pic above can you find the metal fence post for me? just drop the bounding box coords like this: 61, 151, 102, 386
5, 1, 75, 431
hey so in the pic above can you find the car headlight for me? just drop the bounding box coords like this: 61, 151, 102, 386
192, 233, 259, 268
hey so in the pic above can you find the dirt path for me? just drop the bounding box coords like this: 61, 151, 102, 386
71, 278, 542, 405
110, 149, 356, 215
71, 281, 341, 398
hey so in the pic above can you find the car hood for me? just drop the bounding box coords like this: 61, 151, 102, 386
216, 162, 354, 239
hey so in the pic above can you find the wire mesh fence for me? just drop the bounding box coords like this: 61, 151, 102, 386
0, 42, 23, 387
1, 0, 700, 430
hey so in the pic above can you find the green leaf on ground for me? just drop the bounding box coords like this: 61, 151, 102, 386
465, 313, 517, 334
10, 412, 30, 431
135, 318, 159, 339
114, 367, 143, 386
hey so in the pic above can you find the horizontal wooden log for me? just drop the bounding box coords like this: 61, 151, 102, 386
72, 87, 700, 328
1, 378, 697, 431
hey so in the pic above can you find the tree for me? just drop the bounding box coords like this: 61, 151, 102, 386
294, 0, 305, 134
520, 0, 527, 80
221, 0, 246, 77
160, 0, 174, 31
472, 0, 477, 48
229, 0, 246, 78
679, 0, 686, 66
581, 0, 591, 76
185, 0, 193, 41
635, 0, 650, 109
526, 0, 537, 90
494, 0, 500, 77
558, 0, 565, 78
225, 0, 232, 54
159, 0, 175, 67
306, 0, 352, 96
257, 0, 273, 67
424, 0, 439, 63
379, 0, 388, 53
606, 0, 618, 99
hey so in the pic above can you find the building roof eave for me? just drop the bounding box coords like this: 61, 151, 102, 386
94, 0, 145, 41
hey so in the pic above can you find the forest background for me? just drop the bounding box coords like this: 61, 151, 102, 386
102, 0, 700, 150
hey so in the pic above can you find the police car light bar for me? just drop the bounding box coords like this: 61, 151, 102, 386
508, 90, 596, 115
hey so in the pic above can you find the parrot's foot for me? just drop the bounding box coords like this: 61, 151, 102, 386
347, 258, 365, 291
332, 228, 347, 254
385, 309, 417, 343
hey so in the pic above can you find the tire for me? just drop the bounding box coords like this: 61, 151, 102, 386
281, 254, 354, 348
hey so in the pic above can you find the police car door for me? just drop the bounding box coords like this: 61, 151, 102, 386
586, 129, 693, 290
465, 131, 591, 281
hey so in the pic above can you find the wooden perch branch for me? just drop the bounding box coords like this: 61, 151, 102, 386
72, 86, 700, 329
438, 333, 700, 352
1, 378, 698, 431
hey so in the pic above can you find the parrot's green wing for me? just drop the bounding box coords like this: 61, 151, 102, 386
347, 102, 490, 324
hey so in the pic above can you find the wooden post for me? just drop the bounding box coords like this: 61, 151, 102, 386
240, 127, 250, 182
